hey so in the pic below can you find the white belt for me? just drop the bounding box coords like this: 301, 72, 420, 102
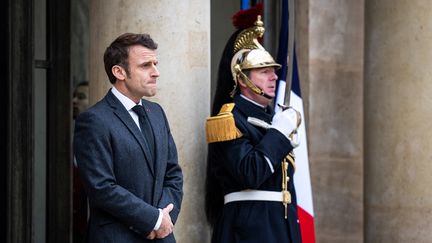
224, 190, 283, 204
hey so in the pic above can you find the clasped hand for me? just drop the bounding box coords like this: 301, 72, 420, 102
146, 203, 174, 240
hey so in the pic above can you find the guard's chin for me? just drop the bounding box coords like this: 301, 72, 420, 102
266, 93, 276, 99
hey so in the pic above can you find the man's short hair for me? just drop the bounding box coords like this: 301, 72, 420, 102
103, 33, 158, 84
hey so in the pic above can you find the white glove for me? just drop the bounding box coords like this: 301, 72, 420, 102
271, 107, 300, 143
289, 131, 300, 148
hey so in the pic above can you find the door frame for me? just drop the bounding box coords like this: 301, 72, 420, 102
6, 0, 72, 242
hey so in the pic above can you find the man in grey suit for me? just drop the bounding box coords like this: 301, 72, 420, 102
74, 33, 183, 242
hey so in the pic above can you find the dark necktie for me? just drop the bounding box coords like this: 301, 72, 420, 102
132, 105, 155, 160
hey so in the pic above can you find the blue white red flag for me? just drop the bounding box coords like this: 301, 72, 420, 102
241, 0, 250, 10
274, 1, 316, 242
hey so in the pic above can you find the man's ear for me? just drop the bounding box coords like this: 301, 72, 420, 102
237, 75, 248, 88
112, 65, 127, 81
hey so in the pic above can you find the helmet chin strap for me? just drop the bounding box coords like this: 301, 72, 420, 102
237, 71, 273, 100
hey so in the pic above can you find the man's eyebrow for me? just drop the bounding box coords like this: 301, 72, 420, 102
140, 60, 158, 65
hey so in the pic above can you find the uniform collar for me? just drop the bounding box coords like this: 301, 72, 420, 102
234, 95, 274, 123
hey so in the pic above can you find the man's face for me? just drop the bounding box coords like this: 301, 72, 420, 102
73, 84, 89, 118
245, 66, 278, 105
123, 45, 160, 100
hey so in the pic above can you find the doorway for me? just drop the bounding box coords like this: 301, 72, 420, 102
6, 0, 72, 242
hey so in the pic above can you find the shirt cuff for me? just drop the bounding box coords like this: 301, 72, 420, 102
153, 209, 163, 230
264, 155, 274, 173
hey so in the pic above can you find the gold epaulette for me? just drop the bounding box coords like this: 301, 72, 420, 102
206, 103, 242, 143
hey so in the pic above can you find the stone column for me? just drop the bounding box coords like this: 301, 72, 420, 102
89, 1, 211, 242
309, 0, 364, 242
364, 1, 432, 242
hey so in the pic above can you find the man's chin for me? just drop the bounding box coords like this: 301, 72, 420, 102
143, 91, 157, 97
266, 93, 276, 99
73, 108, 79, 117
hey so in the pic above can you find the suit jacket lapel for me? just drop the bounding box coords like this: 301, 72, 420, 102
142, 100, 171, 205
105, 91, 155, 176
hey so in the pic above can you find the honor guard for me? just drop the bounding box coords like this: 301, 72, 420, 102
205, 6, 303, 243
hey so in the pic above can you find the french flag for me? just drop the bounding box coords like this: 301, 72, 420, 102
274, 0, 316, 242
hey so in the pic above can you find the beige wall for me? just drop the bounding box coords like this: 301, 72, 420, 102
308, 0, 364, 242
308, 0, 432, 242
364, 1, 432, 242
89, 1, 211, 242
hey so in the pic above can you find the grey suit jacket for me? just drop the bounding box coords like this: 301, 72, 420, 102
74, 90, 183, 243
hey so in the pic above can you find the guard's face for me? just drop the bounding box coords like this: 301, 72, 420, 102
249, 66, 278, 99
124, 45, 160, 99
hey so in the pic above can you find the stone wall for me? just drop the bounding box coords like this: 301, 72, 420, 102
364, 1, 432, 242
308, 0, 364, 242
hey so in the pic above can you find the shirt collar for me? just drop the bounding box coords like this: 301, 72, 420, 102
111, 86, 142, 111
240, 94, 266, 109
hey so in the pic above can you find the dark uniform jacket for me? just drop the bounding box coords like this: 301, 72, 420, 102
208, 95, 301, 243
74, 90, 183, 243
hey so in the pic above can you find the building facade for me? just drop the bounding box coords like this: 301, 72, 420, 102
5, 0, 432, 242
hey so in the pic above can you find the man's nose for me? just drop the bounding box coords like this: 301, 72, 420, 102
152, 65, 160, 77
